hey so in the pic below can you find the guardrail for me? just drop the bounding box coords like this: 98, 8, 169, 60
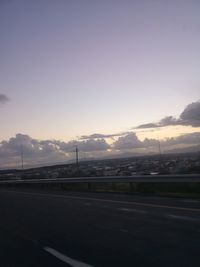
0, 174, 200, 184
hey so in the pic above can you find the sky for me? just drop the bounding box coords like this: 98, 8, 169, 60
0, 0, 200, 168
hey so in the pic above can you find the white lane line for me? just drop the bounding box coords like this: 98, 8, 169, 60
2, 190, 200, 212
167, 214, 200, 222
119, 207, 147, 214
44, 247, 94, 267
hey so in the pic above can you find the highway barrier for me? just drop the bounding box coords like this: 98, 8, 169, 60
0, 174, 200, 184
1, 174, 200, 196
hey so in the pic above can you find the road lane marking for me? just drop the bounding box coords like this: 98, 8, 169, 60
44, 247, 94, 267
167, 214, 200, 222
2, 190, 200, 212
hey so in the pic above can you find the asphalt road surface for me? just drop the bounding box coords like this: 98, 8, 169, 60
0, 189, 200, 267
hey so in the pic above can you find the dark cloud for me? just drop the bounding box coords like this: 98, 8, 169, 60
136, 100, 200, 129
80, 133, 117, 139
58, 138, 110, 152
1, 134, 39, 156
79, 132, 131, 140
136, 116, 181, 129
78, 139, 110, 152
113, 133, 143, 150
143, 138, 160, 147
162, 132, 200, 147
113, 132, 200, 151
0, 94, 10, 105
0, 134, 67, 168
0, 134, 111, 168
159, 116, 180, 126
137, 123, 159, 129
180, 101, 200, 127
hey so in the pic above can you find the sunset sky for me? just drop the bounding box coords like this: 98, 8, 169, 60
1, 0, 200, 168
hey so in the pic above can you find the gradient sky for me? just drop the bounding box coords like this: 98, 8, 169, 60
1, 0, 200, 142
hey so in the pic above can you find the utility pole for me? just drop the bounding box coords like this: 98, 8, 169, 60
158, 139, 162, 171
20, 145, 24, 170
158, 139, 162, 157
75, 145, 79, 172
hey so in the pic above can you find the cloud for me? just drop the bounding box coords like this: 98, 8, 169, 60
162, 132, 200, 147
0, 134, 67, 168
58, 138, 110, 152
136, 100, 200, 129
143, 138, 160, 147
113, 131, 200, 152
0, 131, 200, 168
78, 139, 110, 152
79, 132, 131, 140
0, 134, 39, 156
136, 116, 180, 129
0, 134, 111, 168
113, 133, 143, 150
137, 123, 159, 129
159, 116, 180, 126
0, 94, 10, 105
180, 101, 200, 127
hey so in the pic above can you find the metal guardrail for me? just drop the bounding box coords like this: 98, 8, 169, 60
0, 174, 200, 184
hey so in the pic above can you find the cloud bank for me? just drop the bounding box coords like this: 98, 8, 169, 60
136, 100, 200, 129
112, 132, 200, 151
1, 131, 200, 168
0, 134, 111, 168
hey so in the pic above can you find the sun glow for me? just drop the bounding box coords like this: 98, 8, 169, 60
137, 126, 200, 141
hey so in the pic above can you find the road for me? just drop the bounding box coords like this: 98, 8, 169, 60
0, 189, 200, 267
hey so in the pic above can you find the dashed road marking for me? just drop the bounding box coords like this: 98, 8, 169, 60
44, 247, 94, 267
